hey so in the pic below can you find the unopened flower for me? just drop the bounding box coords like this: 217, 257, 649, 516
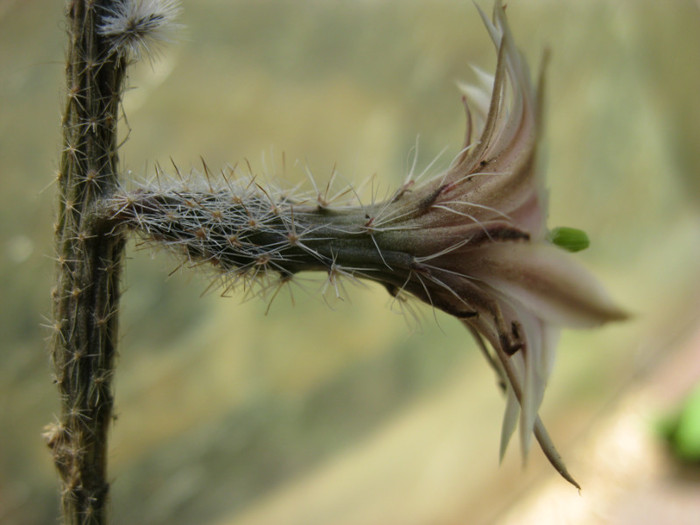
104, 0, 625, 487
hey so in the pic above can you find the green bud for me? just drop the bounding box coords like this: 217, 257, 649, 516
547, 227, 590, 252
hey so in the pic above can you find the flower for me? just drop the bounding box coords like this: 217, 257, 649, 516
105, 0, 626, 487
365, 1, 627, 485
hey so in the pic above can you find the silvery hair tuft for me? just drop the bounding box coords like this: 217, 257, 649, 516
98, 0, 182, 62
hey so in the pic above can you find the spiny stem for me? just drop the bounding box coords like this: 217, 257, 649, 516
48, 1, 127, 523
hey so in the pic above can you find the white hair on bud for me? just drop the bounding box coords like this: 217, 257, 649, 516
98, 0, 182, 62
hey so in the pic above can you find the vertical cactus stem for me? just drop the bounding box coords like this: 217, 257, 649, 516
50, 1, 128, 523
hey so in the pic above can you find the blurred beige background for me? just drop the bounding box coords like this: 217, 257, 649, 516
1, 1, 699, 523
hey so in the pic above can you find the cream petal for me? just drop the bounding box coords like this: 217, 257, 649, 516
484, 296, 558, 457
469, 242, 628, 327
500, 382, 520, 461
517, 309, 560, 456
459, 291, 558, 459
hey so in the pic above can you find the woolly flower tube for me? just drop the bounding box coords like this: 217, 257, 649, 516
102, 1, 625, 487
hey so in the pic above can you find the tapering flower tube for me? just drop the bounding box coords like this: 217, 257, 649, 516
104, 1, 625, 487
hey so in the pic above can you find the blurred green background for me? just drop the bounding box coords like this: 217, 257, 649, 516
1, 1, 699, 523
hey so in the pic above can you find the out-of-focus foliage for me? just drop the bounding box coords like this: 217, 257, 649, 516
661, 384, 700, 464
1, 1, 698, 524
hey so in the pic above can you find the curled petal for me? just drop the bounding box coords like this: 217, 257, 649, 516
435, 0, 548, 239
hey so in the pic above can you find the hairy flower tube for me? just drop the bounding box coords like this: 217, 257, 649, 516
102, 1, 626, 487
